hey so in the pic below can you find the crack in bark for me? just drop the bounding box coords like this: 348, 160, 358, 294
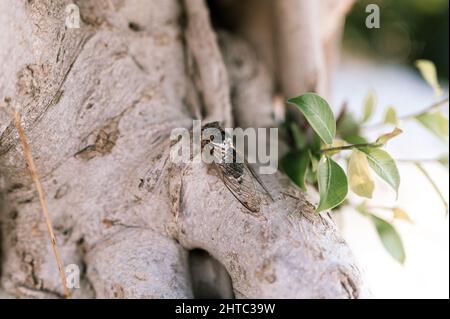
339, 269, 359, 299
16, 284, 65, 299
74, 115, 121, 160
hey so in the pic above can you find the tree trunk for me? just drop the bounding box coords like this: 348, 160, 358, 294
0, 0, 366, 298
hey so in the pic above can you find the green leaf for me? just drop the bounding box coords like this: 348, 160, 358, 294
337, 112, 360, 138
370, 215, 406, 264
316, 156, 348, 213
362, 90, 376, 123
343, 134, 368, 144
384, 106, 398, 125
336, 109, 365, 144
348, 150, 375, 199
280, 151, 310, 191
288, 93, 336, 145
415, 59, 442, 97
306, 166, 318, 184
309, 150, 319, 172
289, 122, 307, 150
375, 127, 403, 145
310, 131, 322, 153
415, 111, 449, 141
361, 148, 400, 196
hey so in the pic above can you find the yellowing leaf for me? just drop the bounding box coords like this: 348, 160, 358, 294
384, 106, 398, 125
348, 150, 375, 199
375, 128, 403, 145
362, 90, 376, 123
415, 59, 442, 97
438, 154, 449, 168
393, 207, 413, 223
416, 111, 449, 142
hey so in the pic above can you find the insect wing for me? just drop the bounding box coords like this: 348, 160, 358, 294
220, 163, 261, 213
211, 143, 261, 213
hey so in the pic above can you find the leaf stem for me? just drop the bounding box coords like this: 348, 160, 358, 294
321, 142, 377, 154
396, 158, 443, 163
414, 162, 449, 216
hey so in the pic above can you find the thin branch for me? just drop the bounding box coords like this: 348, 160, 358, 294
363, 97, 449, 130
321, 142, 377, 154
12, 109, 71, 298
414, 162, 449, 216
397, 97, 449, 120
396, 158, 443, 164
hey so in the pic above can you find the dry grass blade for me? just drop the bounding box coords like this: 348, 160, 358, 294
12, 109, 71, 298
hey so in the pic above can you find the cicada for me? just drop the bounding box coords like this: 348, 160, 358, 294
201, 122, 272, 214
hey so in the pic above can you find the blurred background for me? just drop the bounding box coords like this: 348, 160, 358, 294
344, 0, 448, 78
333, 0, 449, 299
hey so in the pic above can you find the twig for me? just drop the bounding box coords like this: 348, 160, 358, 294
398, 97, 449, 119
414, 162, 449, 216
363, 97, 449, 130
321, 142, 377, 154
396, 158, 443, 164
12, 109, 71, 298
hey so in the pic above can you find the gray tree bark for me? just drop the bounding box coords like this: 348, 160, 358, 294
0, 0, 366, 298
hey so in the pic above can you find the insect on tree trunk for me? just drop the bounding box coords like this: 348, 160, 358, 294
0, 0, 367, 298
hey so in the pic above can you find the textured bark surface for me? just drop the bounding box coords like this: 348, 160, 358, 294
0, 0, 366, 298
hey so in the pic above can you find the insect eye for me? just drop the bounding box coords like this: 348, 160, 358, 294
210, 135, 215, 141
